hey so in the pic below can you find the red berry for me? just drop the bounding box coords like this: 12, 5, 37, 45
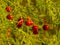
43, 24, 49, 30
17, 18, 24, 28
32, 25, 38, 34
32, 25, 38, 31
17, 22, 22, 28
7, 14, 13, 20
25, 21, 33, 26
6, 6, 12, 12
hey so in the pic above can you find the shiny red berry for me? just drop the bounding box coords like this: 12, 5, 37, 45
17, 22, 22, 28
32, 26, 38, 30
17, 19, 24, 28
43, 24, 49, 30
7, 14, 13, 20
25, 21, 33, 26
6, 6, 12, 12
32, 25, 38, 34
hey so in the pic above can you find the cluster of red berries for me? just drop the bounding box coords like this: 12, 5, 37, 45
6, 6, 13, 37
16, 17, 39, 34
6, 6, 50, 35
6, 6, 13, 20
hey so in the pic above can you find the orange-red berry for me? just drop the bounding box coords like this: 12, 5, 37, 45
6, 6, 12, 12
7, 14, 13, 20
25, 20, 33, 26
7, 29, 11, 37
32, 25, 38, 34
43, 24, 49, 30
